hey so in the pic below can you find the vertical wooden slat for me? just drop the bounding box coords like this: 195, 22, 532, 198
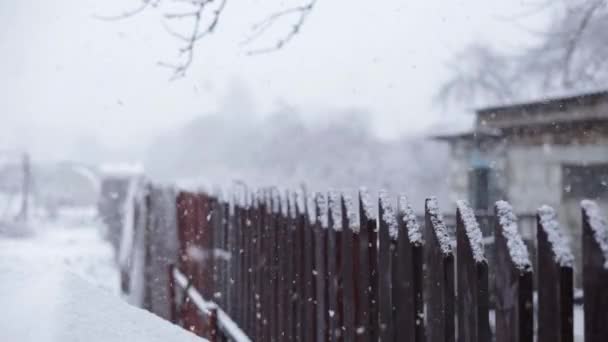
302, 193, 317, 342
394, 195, 425, 342
340, 194, 357, 342
378, 192, 395, 341
313, 193, 329, 342
494, 200, 533, 342
455, 200, 490, 342
359, 188, 378, 341
425, 197, 455, 342
581, 200, 608, 342
256, 193, 268, 342
328, 192, 344, 341
293, 192, 304, 342
270, 190, 280, 341
537, 205, 574, 342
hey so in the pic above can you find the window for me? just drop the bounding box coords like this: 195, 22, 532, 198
469, 167, 491, 211
562, 163, 608, 200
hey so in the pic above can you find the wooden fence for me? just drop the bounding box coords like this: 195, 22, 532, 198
138, 186, 608, 342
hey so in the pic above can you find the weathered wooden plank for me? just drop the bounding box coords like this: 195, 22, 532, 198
581, 200, 608, 342
378, 192, 395, 341
394, 195, 425, 342
340, 193, 357, 342
328, 192, 344, 341
301, 193, 317, 342
425, 197, 455, 342
494, 200, 533, 342
358, 188, 378, 341
293, 192, 305, 342
455, 200, 490, 342
313, 193, 329, 342
536, 205, 574, 342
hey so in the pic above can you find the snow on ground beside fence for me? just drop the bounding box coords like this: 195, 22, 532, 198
0, 261, 205, 342
0, 209, 205, 342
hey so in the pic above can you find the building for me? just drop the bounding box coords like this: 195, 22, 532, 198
437, 90, 608, 285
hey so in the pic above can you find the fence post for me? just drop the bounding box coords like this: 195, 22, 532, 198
303, 192, 317, 342
581, 200, 608, 342
494, 201, 533, 342
456, 200, 489, 342
378, 191, 395, 341
394, 195, 425, 342
359, 188, 378, 341
536, 205, 574, 342
340, 193, 357, 341
424, 197, 455, 342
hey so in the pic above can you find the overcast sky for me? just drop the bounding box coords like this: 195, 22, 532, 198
0, 0, 545, 162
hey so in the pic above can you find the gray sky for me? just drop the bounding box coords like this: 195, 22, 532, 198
0, 0, 544, 162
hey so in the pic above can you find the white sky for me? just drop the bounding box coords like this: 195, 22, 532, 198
0, 0, 545, 161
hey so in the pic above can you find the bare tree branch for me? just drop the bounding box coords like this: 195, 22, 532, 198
436, 0, 608, 108
93, 0, 159, 21
244, 1, 316, 55
158, 0, 227, 79
99, 0, 317, 78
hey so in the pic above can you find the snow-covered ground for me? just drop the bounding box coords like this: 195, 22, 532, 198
0, 207, 205, 342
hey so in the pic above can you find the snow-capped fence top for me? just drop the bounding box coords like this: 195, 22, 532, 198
132, 183, 608, 342
328, 190, 342, 231
398, 195, 423, 245
495, 200, 532, 272
341, 192, 359, 233
537, 205, 574, 267
581, 199, 608, 268
379, 190, 398, 240
425, 197, 454, 255
456, 200, 486, 263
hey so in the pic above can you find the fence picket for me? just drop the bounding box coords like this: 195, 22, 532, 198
340, 194, 357, 342
378, 192, 395, 341
359, 189, 379, 341
327, 192, 344, 341
424, 197, 455, 342
394, 195, 425, 342
494, 200, 533, 342
455, 200, 490, 342
313, 193, 329, 342
581, 200, 608, 342
536, 205, 574, 342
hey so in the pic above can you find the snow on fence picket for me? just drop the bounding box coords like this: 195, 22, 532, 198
131, 184, 608, 342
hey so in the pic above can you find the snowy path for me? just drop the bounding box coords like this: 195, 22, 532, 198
0, 210, 205, 342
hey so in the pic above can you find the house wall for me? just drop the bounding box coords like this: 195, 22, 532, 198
508, 143, 608, 285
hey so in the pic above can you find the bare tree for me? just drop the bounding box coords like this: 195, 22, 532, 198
98, 0, 317, 78
437, 0, 608, 107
